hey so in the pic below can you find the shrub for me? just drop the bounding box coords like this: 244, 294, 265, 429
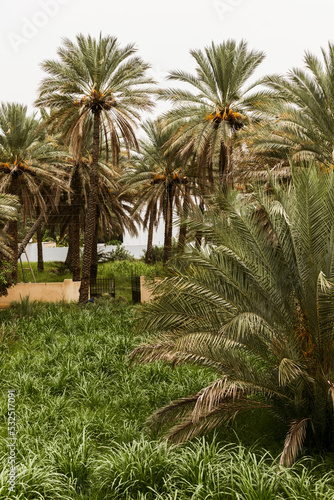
98, 246, 134, 263
143, 245, 164, 264
0, 259, 15, 296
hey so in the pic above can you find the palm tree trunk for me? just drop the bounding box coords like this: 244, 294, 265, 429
219, 141, 233, 192
90, 210, 99, 286
195, 201, 205, 250
79, 110, 100, 303
18, 212, 44, 259
177, 186, 189, 254
208, 159, 214, 188
71, 166, 81, 281
163, 182, 173, 264
37, 223, 44, 272
8, 219, 18, 281
71, 218, 81, 281
64, 240, 72, 267
219, 142, 228, 192
9, 174, 19, 280
178, 223, 187, 253
146, 205, 156, 264
227, 142, 233, 189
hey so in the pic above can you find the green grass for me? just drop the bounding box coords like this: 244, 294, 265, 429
97, 260, 164, 301
0, 299, 212, 498
17, 261, 72, 283
0, 299, 334, 499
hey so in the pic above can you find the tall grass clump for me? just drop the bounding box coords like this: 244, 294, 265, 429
94, 437, 334, 499
0, 455, 77, 499
95, 438, 173, 498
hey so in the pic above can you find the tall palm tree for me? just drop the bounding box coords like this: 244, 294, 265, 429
123, 149, 161, 264
0, 103, 66, 279
47, 154, 139, 283
249, 42, 334, 168
131, 165, 334, 465
36, 33, 155, 302
125, 119, 190, 264
159, 40, 265, 190
89, 158, 139, 284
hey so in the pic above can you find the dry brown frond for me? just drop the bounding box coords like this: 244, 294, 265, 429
165, 399, 273, 444
329, 386, 334, 412
280, 418, 309, 467
147, 394, 199, 431
129, 338, 177, 367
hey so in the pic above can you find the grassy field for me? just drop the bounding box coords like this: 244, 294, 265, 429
0, 295, 334, 497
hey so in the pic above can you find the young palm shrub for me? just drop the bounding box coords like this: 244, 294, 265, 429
0, 194, 20, 253
0, 193, 20, 295
0, 194, 20, 288
131, 164, 334, 465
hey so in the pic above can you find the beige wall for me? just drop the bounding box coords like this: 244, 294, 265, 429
140, 276, 161, 302
0, 279, 82, 308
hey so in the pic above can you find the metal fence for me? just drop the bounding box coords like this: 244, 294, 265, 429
90, 278, 115, 299
131, 275, 141, 303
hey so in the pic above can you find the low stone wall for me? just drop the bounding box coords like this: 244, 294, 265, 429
140, 276, 162, 302
0, 279, 82, 308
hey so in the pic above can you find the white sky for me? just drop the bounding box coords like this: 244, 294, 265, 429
1, 0, 334, 113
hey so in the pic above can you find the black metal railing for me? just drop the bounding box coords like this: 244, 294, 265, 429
131, 275, 141, 303
90, 277, 115, 298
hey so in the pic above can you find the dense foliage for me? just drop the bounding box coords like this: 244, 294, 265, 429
132, 166, 334, 465
1, 300, 334, 498
0, 260, 15, 297
98, 245, 134, 263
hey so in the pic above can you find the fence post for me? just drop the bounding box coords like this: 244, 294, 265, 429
131, 275, 141, 303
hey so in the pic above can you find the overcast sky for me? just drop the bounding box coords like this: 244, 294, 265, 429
2, 0, 334, 113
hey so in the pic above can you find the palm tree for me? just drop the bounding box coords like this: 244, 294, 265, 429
0, 194, 20, 296
131, 165, 334, 465
89, 158, 139, 284
48, 153, 139, 283
249, 42, 334, 168
123, 151, 161, 264
159, 40, 265, 190
36, 33, 155, 302
125, 119, 190, 264
44, 157, 84, 281
0, 103, 66, 279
